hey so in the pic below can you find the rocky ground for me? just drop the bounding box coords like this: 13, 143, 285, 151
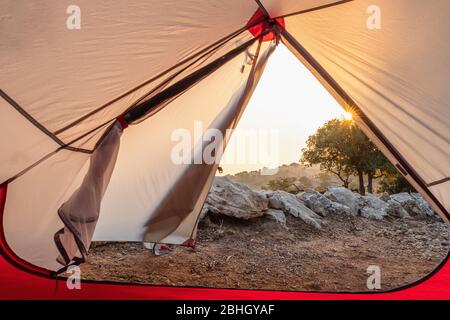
81, 177, 450, 292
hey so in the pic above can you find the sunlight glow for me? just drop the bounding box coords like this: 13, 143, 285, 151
218, 44, 344, 175
343, 111, 353, 121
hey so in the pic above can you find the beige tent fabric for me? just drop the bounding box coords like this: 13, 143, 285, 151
281, 0, 450, 217
2, 0, 449, 271
143, 41, 277, 243
3, 150, 90, 271
0, 95, 59, 183
93, 39, 269, 242
2, 31, 265, 271
56, 122, 122, 265
260, 0, 348, 17
0, 0, 258, 152
157, 41, 276, 245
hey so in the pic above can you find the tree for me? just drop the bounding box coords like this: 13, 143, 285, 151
301, 119, 354, 189
363, 153, 393, 193
267, 177, 297, 193
316, 172, 334, 192
298, 176, 313, 189
377, 168, 415, 194
301, 118, 394, 195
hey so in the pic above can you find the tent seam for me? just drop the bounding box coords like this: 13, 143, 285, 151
123, 35, 267, 124
1, 27, 267, 185
52, 22, 265, 136
428, 177, 450, 187
0, 89, 92, 154
253, 0, 270, 17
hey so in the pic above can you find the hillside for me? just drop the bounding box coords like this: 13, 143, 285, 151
225, 162, 341, 191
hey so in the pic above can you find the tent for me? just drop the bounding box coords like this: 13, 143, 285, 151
0, 0, 449, 276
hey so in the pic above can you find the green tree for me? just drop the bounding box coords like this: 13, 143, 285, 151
377, 166, 414, 194
266, 177, 297, 193
301, 118, 393, 195
316, 172, 334, 192
301, 119, 354, 189
298, 176, 313, 189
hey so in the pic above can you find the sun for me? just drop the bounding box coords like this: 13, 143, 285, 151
343, 111, 353, 121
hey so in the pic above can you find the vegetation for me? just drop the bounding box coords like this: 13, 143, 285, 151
227, 162, 326, 190
266, 177, 297, 193
301, 118, 412, 195
378, 173, 415, 194
266, 175, 314, 194
315, 172, 335, 193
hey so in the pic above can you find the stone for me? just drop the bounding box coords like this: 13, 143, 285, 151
410, 193, 435, 217
360, 193, 388, 220
297, 189, 352, 217
391, 193, 433, 219
204, 177, 268, 219
379, 192, 391, 202
265, 209, 287, 227
324, 187, 363, 216
255, 189, 274, 199
268, 191, 322, 229
386, 200, 409, 218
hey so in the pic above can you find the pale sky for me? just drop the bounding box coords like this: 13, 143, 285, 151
219, 44, 346, 175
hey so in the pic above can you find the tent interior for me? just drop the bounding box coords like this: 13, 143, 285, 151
0, 0, 449, 290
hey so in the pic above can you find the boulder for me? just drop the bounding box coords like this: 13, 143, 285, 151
324, 187, 363, 216
379, 192, 391, 202
386, 200, 409, 218
204, 177, 268, 219
360, 193, 388, 220
390, 193, 434, 219
330, 202, 354, 216
297, 189, 352, 217
255, 189, 274, 199
410, 193, 435, 217
201, 178, 435, 224
265, 209, 287, 228
268, 191, 322, 229
323, 189, 410, 220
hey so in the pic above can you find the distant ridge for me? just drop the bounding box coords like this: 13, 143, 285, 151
223, 162, 342, 191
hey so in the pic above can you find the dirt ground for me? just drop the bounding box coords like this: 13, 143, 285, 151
81, 214, 450, 292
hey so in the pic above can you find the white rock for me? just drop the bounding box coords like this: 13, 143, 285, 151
410, 193, 435, 217
363, 193, 387, 210
331, 202, 354, 216
391, 192, 434, 219
386, 200, 409, 218
324, 187, 363, 216
297, 189, 352, 217
266, 209, 287, 227
205, 177, 268, 219
255, 189, 274, 199
297, 190, 330, 217
390, 192, 413, 203
359, 207, 384, 220
379, 192, 391, 202
268, 191, 322, 229
360, 193, 388, 220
